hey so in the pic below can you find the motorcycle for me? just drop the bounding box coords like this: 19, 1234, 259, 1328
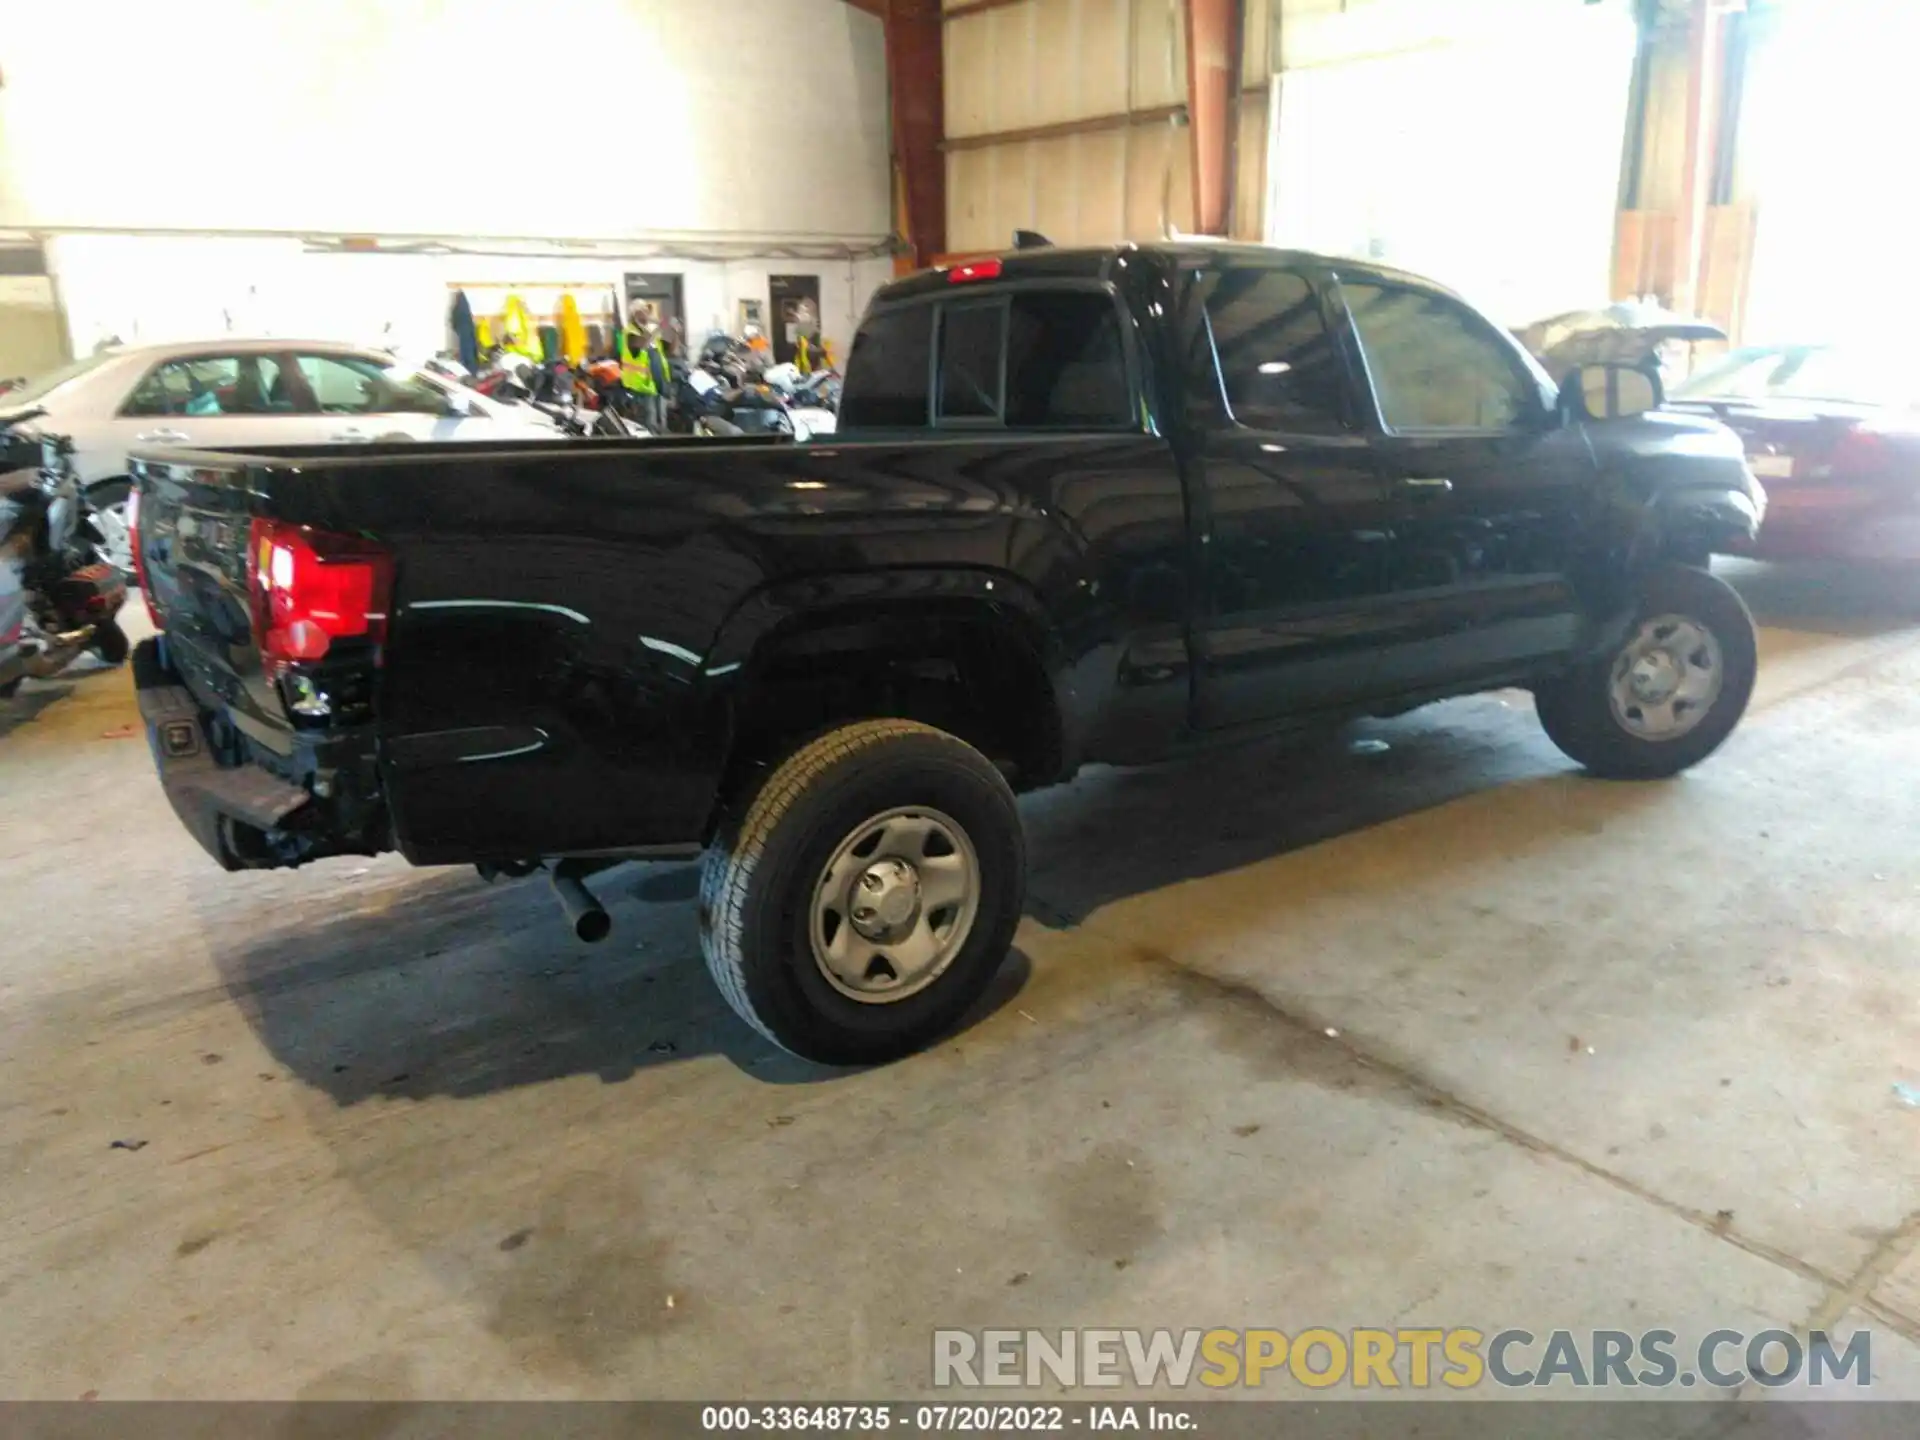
0, 409, 129, 695
760, 362, 840, 438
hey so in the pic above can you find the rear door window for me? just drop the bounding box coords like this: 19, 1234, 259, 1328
840, 306, 934, 427
1197, 269, 1351, 433
298, 354, 445, 416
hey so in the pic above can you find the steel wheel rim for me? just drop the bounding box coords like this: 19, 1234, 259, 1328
1608, 613, 1724, 741
92, 499, 132, 575
809, 805, 981, 1005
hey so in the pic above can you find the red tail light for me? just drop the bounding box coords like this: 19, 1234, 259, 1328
247, 518, 393, 679
1824, 427, 1891, 480
126, 488, 164, 630
947, 258, 1003, 284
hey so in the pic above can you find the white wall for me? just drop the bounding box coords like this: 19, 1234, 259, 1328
45, 235, 895, 359
0, 0, 890, 243
0, 0, 895, 361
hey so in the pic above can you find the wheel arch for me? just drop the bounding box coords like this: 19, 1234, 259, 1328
700, 568, 1072, 832
1642, 482, 1763, 565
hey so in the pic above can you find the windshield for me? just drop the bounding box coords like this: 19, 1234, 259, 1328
1673, 346, 1920, 409
4, 352, 119, 406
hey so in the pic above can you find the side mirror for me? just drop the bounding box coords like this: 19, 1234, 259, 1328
441, 387, 474, 418
1559, 363, 1662, 422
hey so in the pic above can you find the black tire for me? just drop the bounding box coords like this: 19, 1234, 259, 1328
699, 719, 1025, 1065
90, 616, 130, 666
0, 677, 21, 700
1534, 563, 1756, 779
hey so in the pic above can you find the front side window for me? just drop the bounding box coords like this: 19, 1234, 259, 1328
1341, 282, 1534, 432
938, 302, 1006, 422
1198, 268, 1350, 433
122, 354, 292, 418
299, 354, 445, 416
840, 305, 933, 427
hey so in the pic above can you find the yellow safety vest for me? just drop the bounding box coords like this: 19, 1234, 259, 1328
798, 334, 834, 373
619, 331, 668, 394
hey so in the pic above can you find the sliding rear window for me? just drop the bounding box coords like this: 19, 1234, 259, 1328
840, 288, 1133, 431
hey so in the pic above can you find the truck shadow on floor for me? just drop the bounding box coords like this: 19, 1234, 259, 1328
1022, 691, 1570, 927
206, 859, 1034, 1103
206, 692, 1575, 1106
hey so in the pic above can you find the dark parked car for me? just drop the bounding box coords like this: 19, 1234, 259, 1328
127, 242, 1764, 1063
1670, 343, 1920, 561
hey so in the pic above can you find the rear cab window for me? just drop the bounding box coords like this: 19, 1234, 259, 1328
840, 286, 1135, 432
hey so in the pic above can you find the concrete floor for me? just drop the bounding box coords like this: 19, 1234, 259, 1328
6, 561, 1920, 1406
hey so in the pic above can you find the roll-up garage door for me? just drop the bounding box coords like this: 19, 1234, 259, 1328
1266, 1, 1638, 327
1741, 0, 1920, 346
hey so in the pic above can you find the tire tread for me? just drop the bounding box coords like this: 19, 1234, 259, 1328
1535, 564, 1757, 779
700, 719, 982, 1054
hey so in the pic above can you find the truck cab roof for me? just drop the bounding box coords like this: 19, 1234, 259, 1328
872, 241, 1462, 306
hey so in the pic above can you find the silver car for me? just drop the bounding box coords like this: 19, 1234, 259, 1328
8, 339, 563, 571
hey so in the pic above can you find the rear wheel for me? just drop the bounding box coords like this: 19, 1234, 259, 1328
90, 616, 130, 666
1534, 564, 1756, 778
699, 719, 1025, 1065
84, 480, 133, 576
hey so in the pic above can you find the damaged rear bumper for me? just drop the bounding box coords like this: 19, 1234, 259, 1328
134, 640, 313, 869
133, 637, 389, 869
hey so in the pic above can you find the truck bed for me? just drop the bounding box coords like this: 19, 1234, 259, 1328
129, 427, 1170, 868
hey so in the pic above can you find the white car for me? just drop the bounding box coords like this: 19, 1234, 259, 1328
6, 339, 563, 572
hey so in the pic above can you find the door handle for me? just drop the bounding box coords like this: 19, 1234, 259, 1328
1402, 476, 1453, 495
135, 428, 191, 444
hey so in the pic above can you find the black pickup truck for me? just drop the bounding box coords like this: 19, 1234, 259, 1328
129, 241, 1764, 1064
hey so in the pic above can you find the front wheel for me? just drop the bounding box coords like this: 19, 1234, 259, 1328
699, 719, 1025, 1065
1534, 563, 1757, 779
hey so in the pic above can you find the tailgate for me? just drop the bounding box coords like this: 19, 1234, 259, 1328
130, 452, 295, 751
131, 447, 392, 869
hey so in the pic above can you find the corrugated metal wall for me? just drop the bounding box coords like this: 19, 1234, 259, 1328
943, 0, 1196, 251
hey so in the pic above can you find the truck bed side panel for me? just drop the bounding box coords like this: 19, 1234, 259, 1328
164, 435, 1187, 864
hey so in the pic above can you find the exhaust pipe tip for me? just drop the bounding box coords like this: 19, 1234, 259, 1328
550, 870, 611, 944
